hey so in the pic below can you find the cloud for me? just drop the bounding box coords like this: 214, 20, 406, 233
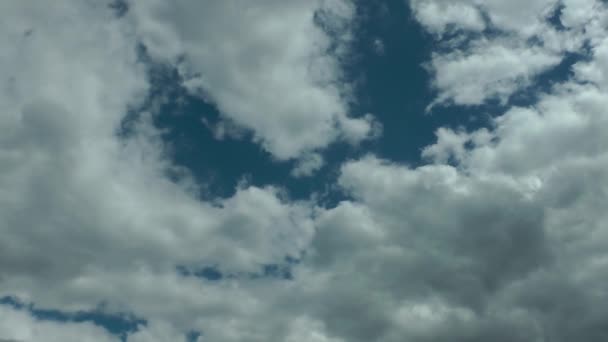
0, 306, 118, 342
410, 1, 486, 34
411, 0, 604, 107
126, 0, 376, 162
428, 39, 562, 106
3, 1, 608, 341
269, 4, 608, 341
301, 156, 549, 341
410, 0, 557, 35
0, 1, 316, 339
291, 152, 324, 178
291, 9, 608, 339
298, 101, 608, 339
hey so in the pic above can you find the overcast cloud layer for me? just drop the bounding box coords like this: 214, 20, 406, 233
2, 0, 608, 341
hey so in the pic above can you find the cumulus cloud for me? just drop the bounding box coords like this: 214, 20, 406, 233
410, 0, 557, 35
301, 156, 550, 341
238, 2, 608, 340
291, 152, 325, 178
412, 0, 604, 106
3, 1, 608, 341
127, 0, 376, 161
428, 39, 562, 106
410, 1, 486, 34
297, 73, 608, 338
0, 1, 315, 339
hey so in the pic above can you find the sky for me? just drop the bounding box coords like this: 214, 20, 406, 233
1, 0, 608, 341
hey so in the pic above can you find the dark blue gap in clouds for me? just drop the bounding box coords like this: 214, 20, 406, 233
109, 0, 128, 17
0, 296, 145, 341
177, 265, 224, 281
177, 257, 299, 282
546, 1, 567, 31
339, 0, 500, 166
119, 43, 345, 204
349, 0, 592, 166
187, 331, 202, 342
509, 50, 592, 106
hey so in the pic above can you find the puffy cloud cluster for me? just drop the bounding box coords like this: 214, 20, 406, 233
0, 1, 316, 340
410, 0, 556, 34
412, 0, 607, 107
3, 0, 608, 341
288, 31, 608, 338
127, 0, 377, 161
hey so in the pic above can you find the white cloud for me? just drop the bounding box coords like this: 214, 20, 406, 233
127, 0, 376, 162
281, 3, 608, 340
561, 0, 601, 28
411, 0, 607, 107
410, 1, 486, 34
3, 1, 608, 341
291, 152, 324, 178
428, 40, 562, 106
574, 35, 608, 88
300, 135, 608, 340
0, 1, 316, 339
285, 317, 345, 342
423, 82, 608, 176
410, 0, 556, 35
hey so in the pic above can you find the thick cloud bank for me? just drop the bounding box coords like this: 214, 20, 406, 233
2, 1, 608, 341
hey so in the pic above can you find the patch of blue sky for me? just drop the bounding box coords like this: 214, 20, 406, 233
0, 296, 144, 341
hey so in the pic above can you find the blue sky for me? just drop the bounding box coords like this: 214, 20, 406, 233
3, 0, 608, 341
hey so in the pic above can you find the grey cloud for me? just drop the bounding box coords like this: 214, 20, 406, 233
299, 151, 607, 341
299, 159, 549, 341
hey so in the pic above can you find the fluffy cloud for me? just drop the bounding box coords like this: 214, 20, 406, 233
276, 3, 608, 340
304, 9, 608, 339
428, 40, 561, 106
300, 82, 608, 338
301, 156, 549, 341
410, 1, 486, 34
291, 152, 325, 178
127, 0, 376, 161
3, 1, 608, 341
412, 0, 606, 107
410, 0, 556, 35
0, 1, 316, 339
